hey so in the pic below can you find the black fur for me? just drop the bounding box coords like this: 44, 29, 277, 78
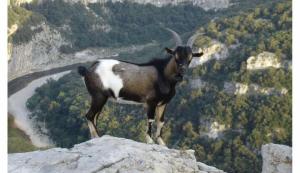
78, 66, 88, 76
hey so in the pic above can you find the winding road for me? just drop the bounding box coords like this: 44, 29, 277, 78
8, 62, 93, 147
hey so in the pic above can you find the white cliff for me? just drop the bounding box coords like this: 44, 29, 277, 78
8, 135, 225, 173
8, 24, 18, 37
200, 121, 227, 139
190, 41, 229, 68
189, 78, 207, 89
261, 143, 292, 173
246, 52, 291, 70
57, 0, 230, 10
11, 0, 33, 6
8, 22, 70, 81
224, 82, 288, 96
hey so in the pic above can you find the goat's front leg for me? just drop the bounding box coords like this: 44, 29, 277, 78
146, 104, 156, 144
155, 103, 167, 146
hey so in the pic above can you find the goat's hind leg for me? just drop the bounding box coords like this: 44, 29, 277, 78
155, 104, 167, 146
86, 94, 107, 138
145, 103, 156, 144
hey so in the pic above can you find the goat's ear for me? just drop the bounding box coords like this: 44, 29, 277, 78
165, 47, 174, 55
192, 52, 204, 57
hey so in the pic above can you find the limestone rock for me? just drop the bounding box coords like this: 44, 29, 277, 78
8, 22, 70, 81
8, 135, 225, 173
12, 0, 33, 6
198, 162, 225, 173
261, 143, 292, 173
223, 82, 288, 96
189, 78, 207, 89
58, 0, 230, 10
190, 41, 229, 68
199, 121, 227, 139
224, 82, 248, 95
8, 24, 18, 37
246, 52, 281, 70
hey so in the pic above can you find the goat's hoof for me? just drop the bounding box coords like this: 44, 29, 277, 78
91, 133, 100, 139
146, 135, 155, 144
157, 137, 166, 146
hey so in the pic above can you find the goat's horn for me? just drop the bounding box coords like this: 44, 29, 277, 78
186, 32, 204, 48
165, 28, 183, 47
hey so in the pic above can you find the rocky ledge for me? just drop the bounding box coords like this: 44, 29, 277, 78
262, 143, 292, 173
8, 135, 225, 173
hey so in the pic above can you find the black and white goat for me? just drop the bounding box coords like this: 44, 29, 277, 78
78, 29, 203, 145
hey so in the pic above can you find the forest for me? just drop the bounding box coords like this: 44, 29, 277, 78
24, 0, 291, 173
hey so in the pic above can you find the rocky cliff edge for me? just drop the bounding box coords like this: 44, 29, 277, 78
8, 135, 225, 173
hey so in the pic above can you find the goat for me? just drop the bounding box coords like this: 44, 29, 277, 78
78, 28, 203, 145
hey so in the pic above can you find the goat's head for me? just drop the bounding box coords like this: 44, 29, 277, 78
165, 28, 204, 79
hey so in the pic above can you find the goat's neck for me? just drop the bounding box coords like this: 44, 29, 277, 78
163, 57, 179, 83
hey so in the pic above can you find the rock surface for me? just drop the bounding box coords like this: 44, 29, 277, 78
246, 52, 283, 70
201, 121, 226, 139
8, 23, 69, 81
224, 82, 288, 96
58, 0, 230, 10
261, 143, 292, 173
190, 41, 228, 68
12, 0, 33, 6
8, 135, 225, 173
8, 24, 18, 37
189, 78, 207, 89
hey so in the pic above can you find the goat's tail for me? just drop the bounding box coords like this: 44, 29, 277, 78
78, 66, 89, 77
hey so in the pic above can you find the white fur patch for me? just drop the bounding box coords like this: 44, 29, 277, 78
155, 121, 164, 138
96, 59, 123, 98
148, 119, 155, 123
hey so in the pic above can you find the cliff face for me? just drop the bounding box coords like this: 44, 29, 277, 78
190, 41, 229, 68
261, 143, 292, 173
223, 82, 288, 96
8, 135, 225, 173
8, 23, 70, 81
10, 0, 33, 6
58, 0, 230, 10
246, 51, 292, 70
247, 52, 281, 70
